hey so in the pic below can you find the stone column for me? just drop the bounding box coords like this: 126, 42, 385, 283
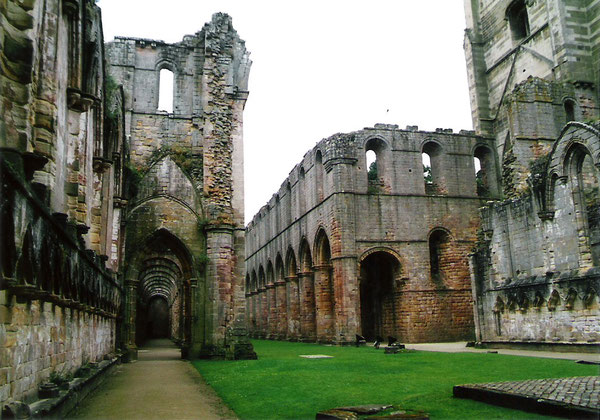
266, 284, 277, 339
275, 281, 287, 339
331, 256, 359, 345
298, 271, 316, 342
125, 279, 138, 360
314, 264, 334, 343
188, 278, 203, 357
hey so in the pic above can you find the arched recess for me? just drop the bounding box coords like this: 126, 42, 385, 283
428, 228, 451, 286
359, 249, 403, 341
298, 167, 306, 216
314, 229, 335, 342
249, 269, 258, 334
266, 260, 277, 337
274, 253, 288, 338
365, 137, 390, 193
299, 238, 317, 340
566, 144, 600, 265
422, 141, 446, 195
258, 265, 267, 336
473, 145, 499, 198
315, 150, 325, 203
545, 123, 600, 266
285, 247, 301, 338
124, 228, 197, 353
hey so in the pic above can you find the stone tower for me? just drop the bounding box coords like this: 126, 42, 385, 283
464, 0, 599, 195
465, 0, 600, 348
106, 13, 255, 359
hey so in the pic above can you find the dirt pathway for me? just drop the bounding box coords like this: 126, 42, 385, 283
70, 339, 237, 420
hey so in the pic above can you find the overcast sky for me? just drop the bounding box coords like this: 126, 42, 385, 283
98, 1, 473, 224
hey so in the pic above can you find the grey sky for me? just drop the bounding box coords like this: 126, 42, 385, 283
98, 1, 473, 224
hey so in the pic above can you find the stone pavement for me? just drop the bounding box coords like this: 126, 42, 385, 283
454, 376, 599, 418
69, 339, 236, 420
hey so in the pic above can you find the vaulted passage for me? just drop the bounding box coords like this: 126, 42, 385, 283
359, 252, 401, 341
127, 229, 195, 353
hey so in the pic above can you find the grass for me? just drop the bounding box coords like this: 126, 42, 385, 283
192, 340, 598, 419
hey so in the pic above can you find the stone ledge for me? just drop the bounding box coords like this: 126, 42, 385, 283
475, 341, 600, 353
17, 355, 123, 418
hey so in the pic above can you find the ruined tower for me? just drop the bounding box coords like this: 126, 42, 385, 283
106, 13, 255, 359
465, 0, 600, 348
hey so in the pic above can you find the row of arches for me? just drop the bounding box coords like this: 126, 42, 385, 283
246, 226, 469, 342
367, 138, 499, 197
246, 230, 334, 342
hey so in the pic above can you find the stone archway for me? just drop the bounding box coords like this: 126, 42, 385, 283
359, 251, 402, 341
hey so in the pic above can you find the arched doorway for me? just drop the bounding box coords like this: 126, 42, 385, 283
359, 251, 401, 341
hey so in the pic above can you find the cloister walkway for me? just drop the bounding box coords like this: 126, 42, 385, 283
71, 339, 236, 419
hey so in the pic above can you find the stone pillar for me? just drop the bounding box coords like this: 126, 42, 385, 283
298, 271, 316, 342
125, 279, 138, 360
286, 275, 301, 340
259, 288, 268, 338
331, 256, 359, 345
203, 225, 235, 358
275, 280, 287, 339
314, 264, 335, 343
266, 284, 277, 339
188, 278, 203, 357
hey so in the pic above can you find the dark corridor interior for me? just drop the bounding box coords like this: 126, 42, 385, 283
146, 296, 170, 339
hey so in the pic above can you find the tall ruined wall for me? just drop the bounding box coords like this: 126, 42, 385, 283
464, 0, 599, 196
246, 124, 496, 344
464, 0, 600, 351
106, 13, 255, 359
1, 0, 125, 404
471, 123, 600, 347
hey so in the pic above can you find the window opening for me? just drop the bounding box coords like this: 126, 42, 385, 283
507, 0, 530, 42
564, 100, 575, 122
158, 69, 174, 113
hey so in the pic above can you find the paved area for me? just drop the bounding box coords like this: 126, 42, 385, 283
454, 376, 599, 418
70, 339, 236, 420
404, 341, 600, 363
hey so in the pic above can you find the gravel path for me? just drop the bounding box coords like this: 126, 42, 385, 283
70, 339, 236, 420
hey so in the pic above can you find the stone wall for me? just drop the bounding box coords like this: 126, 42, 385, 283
245, 124, 496, 344
106, 13, 255, 359
0, 294, 116, 403
1, 0, 125, 405
464, 0, 599, 195
471, 123, 600, 346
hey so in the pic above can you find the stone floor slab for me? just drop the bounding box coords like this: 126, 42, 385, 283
454, 376, 599, 419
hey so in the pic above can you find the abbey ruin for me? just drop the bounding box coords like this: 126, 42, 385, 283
0, 0, 599, 411
245, 0, 600, 347
1, 0, 254, 405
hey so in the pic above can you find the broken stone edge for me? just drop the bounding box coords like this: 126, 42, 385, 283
453, 384, 599, 419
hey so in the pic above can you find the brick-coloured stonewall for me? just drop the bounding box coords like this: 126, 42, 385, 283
245, 125, 494, 344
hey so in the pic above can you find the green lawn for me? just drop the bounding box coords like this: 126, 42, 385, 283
192, 340, 598, 419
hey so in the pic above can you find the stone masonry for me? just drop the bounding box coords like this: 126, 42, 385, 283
106, 13, 255, 360
245, 125, 497, 344
1, 0, 125, 404
465, 0, 600, 349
